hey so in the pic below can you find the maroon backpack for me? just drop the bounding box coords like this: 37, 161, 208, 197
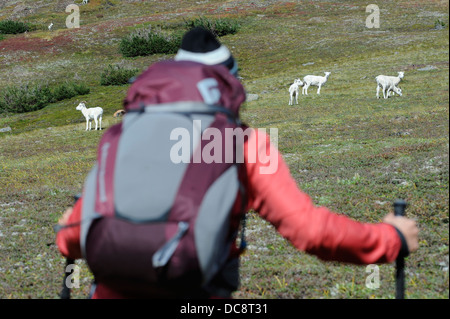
78, 61, 248, 297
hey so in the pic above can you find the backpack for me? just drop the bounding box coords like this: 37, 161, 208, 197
78, 61, 248, 297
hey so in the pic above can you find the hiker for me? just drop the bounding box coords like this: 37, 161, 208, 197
56, 27, 419, 299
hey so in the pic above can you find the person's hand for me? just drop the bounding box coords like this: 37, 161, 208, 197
383, 213, 419, 253
58, 207, 73, 226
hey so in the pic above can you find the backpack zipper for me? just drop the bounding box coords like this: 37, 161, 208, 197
152, 221, 189, 268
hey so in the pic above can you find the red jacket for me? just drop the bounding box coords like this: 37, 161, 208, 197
56, 61, 402, 298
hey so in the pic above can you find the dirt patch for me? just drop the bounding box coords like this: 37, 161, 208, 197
0, 33, 74, 57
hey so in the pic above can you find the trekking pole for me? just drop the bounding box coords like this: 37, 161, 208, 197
393, 199, 407, 299
58, 194, 81, 299
60, 258, 75, 299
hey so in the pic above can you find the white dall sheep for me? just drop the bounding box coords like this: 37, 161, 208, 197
302, 72, 331, 95
76, 102, 103, 131
376, 72, 404, 99
48, 23, 53, 31
289, 78, 303, 105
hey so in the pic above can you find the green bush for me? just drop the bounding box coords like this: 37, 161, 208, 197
0, 85, 51, 113
0, 82, 90, 114
72, 82, 90, 96
100, 64, 140, 86
50, 82, 90, 103
119, 28, 182, 57
118, 18, 240, 58
184, 17, 241, 37
0, 20, 30, 34
434, 19, 446, 29
52, 83, 77, 102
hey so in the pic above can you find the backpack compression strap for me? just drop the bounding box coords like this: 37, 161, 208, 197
127, 102, 241, 125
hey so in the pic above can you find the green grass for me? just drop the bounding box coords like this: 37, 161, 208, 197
0, 0, 448, 299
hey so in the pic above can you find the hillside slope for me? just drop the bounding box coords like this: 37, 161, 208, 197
0, 0, 448, 299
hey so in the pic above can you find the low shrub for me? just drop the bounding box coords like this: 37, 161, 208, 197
434, 19, 446, 30
184, 17, 241, 37
0, 85, 51, 113
0, 82, 90, 114
118, 18, 240, 58
100, 64, 140, 86
49, 82, 90, 103
71, 82, 91, 96
52, 83, 77, 102
119, 27, 182, 57
0, 20, 30, 34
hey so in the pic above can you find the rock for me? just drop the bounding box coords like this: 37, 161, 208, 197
246, 94, 259, 102
418, 65, 437, 71
0, 126, 12, 133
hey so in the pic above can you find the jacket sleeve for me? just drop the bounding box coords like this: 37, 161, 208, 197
243, 129, 401, 264
55, 199, 83, 259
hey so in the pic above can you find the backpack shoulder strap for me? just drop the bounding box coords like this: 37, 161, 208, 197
79, 123, 122, 258
94, 122, 122, 218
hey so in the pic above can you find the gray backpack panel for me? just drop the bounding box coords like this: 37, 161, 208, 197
80, 165, 102, 258
114, 111, 215, 222
195, 164, 239, 284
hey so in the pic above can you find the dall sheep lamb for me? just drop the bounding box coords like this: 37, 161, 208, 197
113, 109, 126, 118
389, 86, 402, 97
376, 72, 404, 99
48, 23, 53, 31
76, 102, 103, 131
288, 78, 303, 105
302, 72, 331, 95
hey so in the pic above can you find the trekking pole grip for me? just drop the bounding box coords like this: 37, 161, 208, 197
394, 199, 406, 217
393, 199, 407, 299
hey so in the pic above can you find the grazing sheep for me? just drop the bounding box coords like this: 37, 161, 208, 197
113, 109, 126, 118
48, 23, 53, 31
376, 72, 404, 99
288, 78, 303, 105
76, 102, 103, 131
302, 72, 331, 95
389, 86, 403, 97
